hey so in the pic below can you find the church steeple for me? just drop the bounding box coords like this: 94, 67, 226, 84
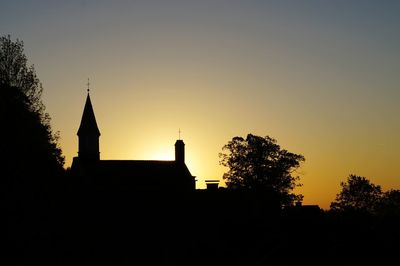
77, 90, 100, 160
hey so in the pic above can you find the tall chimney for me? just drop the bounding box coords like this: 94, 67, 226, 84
175, 140, 185, 164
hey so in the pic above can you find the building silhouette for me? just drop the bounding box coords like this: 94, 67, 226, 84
70, 92, 196, 191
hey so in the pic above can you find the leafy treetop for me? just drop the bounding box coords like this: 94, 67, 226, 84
219, 134, 305, 206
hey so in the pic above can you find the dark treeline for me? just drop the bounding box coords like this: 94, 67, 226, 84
1, 35, 65, 266
5, 185, 400, 265
2, 35, 400, 265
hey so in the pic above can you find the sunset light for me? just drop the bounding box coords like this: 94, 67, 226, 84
144, 148, 174, 161
2, 1, 399, 209
3, 1, 400, 264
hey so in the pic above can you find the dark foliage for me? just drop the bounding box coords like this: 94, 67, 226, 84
1, 35, 66, 266
378, 189, 400, 217
0, 83, 64, 186
330, 174, 383, 214
0, 35, 44, 115
219, 134, 305, 206
0, 35, 64, 186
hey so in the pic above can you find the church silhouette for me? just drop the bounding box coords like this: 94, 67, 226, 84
70, 91, 196, 191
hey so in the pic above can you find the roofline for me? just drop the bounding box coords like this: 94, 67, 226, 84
98, 159, 177, 163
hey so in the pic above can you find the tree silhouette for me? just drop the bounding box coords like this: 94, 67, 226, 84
378, 189, 400, 217
219, 134, 304, 206
0, 35, 64, 186
330, 174, 382, 214
0, 35, 44, 115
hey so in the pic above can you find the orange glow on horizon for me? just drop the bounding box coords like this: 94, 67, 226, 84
4, 1, 398, 209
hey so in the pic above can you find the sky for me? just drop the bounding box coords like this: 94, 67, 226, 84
1, 0, 399, 208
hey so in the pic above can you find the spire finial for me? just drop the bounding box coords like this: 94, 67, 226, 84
179, 128, 181, 140
86, 78, 90, 93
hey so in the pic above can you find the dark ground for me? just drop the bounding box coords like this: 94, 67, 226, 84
4, 187, 400, 265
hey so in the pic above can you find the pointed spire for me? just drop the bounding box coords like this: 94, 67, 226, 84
77, 92, 100, 137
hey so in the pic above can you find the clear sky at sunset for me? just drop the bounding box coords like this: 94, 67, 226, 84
1, 0, 399, 208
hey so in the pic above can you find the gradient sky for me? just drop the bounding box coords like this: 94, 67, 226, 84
1, 0, 399, 208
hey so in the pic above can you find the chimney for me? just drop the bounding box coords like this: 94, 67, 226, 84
205, 180, 220, 191
175, 140, 185, 164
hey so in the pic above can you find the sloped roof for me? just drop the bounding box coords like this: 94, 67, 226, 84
77, 93, 100, 136
72, 159, 194, 190
95, 160, 192, 179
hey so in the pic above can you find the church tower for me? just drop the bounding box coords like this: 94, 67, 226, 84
77, 91, 100, 161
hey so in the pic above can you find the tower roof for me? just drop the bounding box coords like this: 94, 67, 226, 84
175, 139, 185, 145
77, 92, 100, 136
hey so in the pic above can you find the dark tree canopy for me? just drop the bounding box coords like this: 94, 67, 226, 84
219, 134, 305, 206
0, 35, 44, 114
0, 35, 64, 186
330, 174, 383, 214
378, 189, 400, 217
